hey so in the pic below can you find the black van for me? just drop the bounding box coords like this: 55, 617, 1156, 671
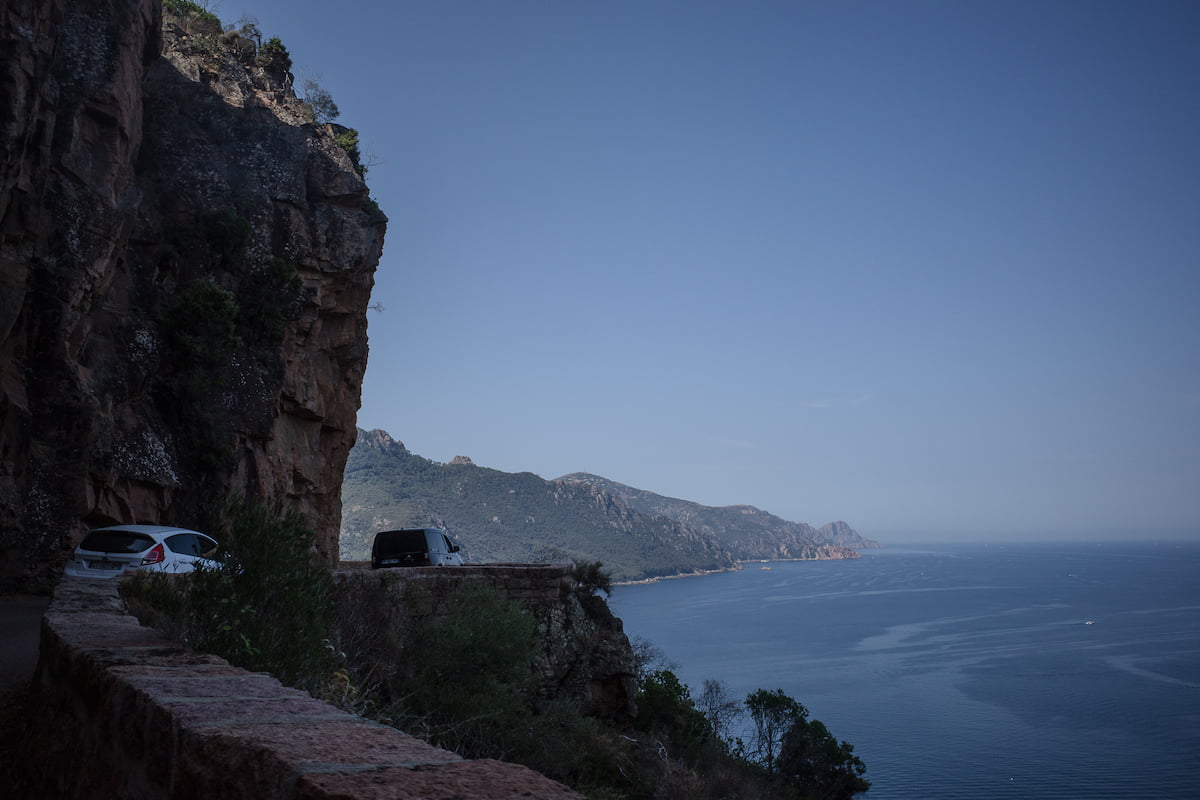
370, 528, 464, 568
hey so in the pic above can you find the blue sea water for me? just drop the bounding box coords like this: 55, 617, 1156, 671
608, 541, 1200, 800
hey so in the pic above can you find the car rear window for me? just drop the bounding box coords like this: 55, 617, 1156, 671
79, 530, 156, 553
166, 533, 215, 557
373, 530, 429, 554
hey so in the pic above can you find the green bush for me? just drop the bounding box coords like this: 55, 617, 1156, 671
397, 582, 537, 734
778, 716, 870, 800
163, 0, 222, 34
165, 277, 242, 364
258, 37, 292, 73
334, 127, 366, 178
238, 257, 304, 344
634, 669, 718, 761
203, 209, 253, 263
385, 582, 625, 789
571, 559, 613, 597
124, 498, 340, 695
161, 251, 300, 361
635, 668, 692, 729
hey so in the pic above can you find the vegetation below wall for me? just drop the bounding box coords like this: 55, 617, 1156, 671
126, 500, 868, 799
124, 497, 341, 696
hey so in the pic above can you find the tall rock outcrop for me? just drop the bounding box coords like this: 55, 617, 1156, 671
0, 0, 385, 590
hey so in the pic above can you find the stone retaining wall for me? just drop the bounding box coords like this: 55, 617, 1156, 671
333, 563, 574, 619
30, 577, 583, 800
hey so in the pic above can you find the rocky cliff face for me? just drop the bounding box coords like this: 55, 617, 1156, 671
0, 0, 385, 590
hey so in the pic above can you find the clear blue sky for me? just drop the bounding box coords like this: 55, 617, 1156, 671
228, 0, 1199, 541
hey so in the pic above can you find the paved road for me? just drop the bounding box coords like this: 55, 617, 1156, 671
0, 594, 51, 793
0, 594, 50, 692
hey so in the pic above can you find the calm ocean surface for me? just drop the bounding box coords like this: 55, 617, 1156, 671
608, 541, 1200, 800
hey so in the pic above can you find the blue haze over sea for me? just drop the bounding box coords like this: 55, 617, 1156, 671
609, 541, 1200, 800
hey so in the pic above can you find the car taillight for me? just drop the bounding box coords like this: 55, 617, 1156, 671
141, 543, 166, 565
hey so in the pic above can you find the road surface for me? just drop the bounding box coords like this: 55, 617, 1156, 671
0, 594, 50, 691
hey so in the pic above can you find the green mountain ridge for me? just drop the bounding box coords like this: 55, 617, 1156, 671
341, 429, 876, 582
557, 472, 881, 557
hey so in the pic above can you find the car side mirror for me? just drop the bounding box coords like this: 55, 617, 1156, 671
450, 545, 461, 553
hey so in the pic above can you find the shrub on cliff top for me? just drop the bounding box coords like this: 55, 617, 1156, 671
571, 559, 613, 597
303, 79, 341, 124
333, 127, 366, 178
258, 37, 293, 74
163, 0, 222, 35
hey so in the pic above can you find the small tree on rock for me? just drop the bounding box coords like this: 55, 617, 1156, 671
697, 679, 742, 743
303, 78, 340, 123
258, 36, 292, 76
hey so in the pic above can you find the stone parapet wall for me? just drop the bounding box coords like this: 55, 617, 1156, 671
333, 563, 574, 615
29, 578, 583, 800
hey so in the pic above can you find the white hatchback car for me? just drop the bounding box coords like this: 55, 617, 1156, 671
63, 524, 220, 579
